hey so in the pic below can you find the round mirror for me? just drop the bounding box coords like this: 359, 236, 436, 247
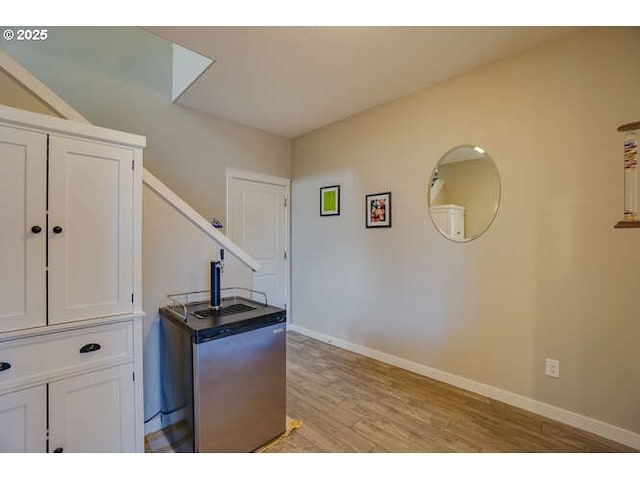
427, 145, 501, 242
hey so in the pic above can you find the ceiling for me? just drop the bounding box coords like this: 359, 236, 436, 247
145, 26, 579, 138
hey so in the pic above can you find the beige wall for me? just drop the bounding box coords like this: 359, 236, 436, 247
291, 27, 640, 435
0, 68, 60, 117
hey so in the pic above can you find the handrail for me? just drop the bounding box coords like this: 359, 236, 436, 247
143, 168, 261, 272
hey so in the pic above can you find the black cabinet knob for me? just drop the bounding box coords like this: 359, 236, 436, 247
52, 226, 63, 234
0, 362, 11, 372
53, 447, 64, 453
31, 226, 42, 234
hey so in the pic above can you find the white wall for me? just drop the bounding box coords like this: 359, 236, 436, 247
291, 27, 640, 439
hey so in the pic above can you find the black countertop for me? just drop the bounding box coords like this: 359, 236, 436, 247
159, 296, 286, 343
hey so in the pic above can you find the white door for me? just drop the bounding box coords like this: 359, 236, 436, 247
0, 125, 47, 332
228, 175, 288, 309
48, 136, 134, 324
0, 385, 46, 452
48, 364, 136, 453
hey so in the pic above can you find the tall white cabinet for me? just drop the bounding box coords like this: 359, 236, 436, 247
429, 204, 465, 240
0, 105, 145, 453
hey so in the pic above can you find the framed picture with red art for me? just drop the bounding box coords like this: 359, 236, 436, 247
365, 192, 392, 228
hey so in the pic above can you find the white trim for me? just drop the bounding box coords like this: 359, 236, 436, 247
0, 104, 145, 148
143, 168, 261, 272
226, 167, 291, 188
132, 316, 145, 452
289, 323, 640, 450
0, 312, 145, 343
132, 149, 144, 313
226, 168, 291, 320
0, 48, 89, 124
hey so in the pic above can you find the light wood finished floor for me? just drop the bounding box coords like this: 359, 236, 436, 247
267, 331, 635, 453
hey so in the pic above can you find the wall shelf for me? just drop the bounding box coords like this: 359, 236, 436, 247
614, 221, 640, 229
615, 121, 640, 229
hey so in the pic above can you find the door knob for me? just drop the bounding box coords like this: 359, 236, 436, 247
52, 226, 63, 234
31, 226, 42, 234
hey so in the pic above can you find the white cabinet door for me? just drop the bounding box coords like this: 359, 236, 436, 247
0, 125, 47, 332
48, 137, 134, 324
48, 364, 135, 453
450, 210, 465, 239
0, 385, 46, 452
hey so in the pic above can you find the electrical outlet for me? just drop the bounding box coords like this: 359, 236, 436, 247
545, 358, 560, 378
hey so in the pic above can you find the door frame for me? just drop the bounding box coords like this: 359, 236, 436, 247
225, 168, 291, 324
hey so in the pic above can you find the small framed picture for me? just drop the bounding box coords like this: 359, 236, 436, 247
320, 185, 340, 216
366, 192, 392, 228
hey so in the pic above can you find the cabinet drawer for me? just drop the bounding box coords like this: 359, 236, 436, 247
0, 322, 133, 389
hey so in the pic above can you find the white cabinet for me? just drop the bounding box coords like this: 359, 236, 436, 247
49, 364, 136, 453
430, 204, 465, 240
0, 125, 136, 331
0, 105, 145, 453
0, 366, 135, 453
0, 125, 47, 332
48, 136, 134, 324
0, 319, 140, 453
0, 385, 46, 453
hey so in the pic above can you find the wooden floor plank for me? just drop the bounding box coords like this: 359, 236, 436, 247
271, 331, 636, 453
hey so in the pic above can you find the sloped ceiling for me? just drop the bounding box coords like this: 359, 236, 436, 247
145, 26, 579, 138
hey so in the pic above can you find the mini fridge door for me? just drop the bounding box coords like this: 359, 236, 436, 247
193, 323, 286, 452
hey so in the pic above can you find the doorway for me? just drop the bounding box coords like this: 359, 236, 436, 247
226, 169, 290, 319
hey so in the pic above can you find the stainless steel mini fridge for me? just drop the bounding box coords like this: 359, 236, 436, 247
159, 295, 286, 452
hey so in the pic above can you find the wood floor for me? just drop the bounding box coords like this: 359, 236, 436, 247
266, 331, 635, 453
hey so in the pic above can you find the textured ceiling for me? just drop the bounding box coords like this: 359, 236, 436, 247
145, 26, 579, 138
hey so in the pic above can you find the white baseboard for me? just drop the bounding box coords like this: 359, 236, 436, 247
289, 323, 640, 450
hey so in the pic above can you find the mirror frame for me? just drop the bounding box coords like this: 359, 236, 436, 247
427, 144, 501, 243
